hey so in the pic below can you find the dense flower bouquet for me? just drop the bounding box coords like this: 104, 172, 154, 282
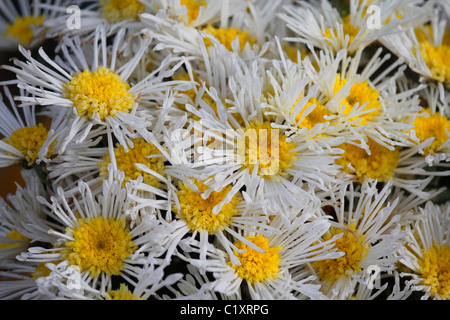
0, 0, 449, 300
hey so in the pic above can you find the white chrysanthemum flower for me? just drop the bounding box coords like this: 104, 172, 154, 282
166, 53, 344, 224
0, 87, 69, 168
397, 77, 450, 166
2, 26, 190, 153
140, 0, 276, 61
16, 171, 172, 294
39, 0, 148, 45
0, 0, 71, 51
302, 46, 424, 150
36, 259, 183, 300
279, 0, 432, 55
397, 201, 450, 300
169, 177, 281, 265
180, 211, 342, 300
304, 180, 406, 300
379, 9, 450, 90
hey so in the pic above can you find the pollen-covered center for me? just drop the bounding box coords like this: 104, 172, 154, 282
312, 225, 369, 284
2, 124, 55, 166
418, 243, 450, 300
414, 26, 450, 83
175, 179, 241, 234
238, 121, 297, 178
179, 0, 206, 24
203, 25, 257, 51
99, 138, 166, 187
3, 15, 44, 45
323, 15, 360, 48
63, 66, 135, 120
64, 216, 136, 278
413, 109, 450, 155
100, 0, 145, 23
229, 235, 282, 284
334, 74, 382, 125
293, 96, 329, 131
336, 139, 399, 183
105, 283, 142, 300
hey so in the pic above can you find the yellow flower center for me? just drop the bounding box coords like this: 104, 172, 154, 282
293, 96, 329, 131
323, 15, 360, 48
312, 225, 369, 284
413, 109, 450, 155
64, 216, 136, 278
0, 230, 29, 249
334, 74, 382, 125
229, 235, 282, 284
100, 0, 145, 23
175, 179, 241, 234
415, 26, 450, 83
418, 42, 450, 83
179, 0, 206, 24
202, 25, 257, 51
3, 15, 45, 45
63, 66, 135, 120
2, 124, 55, 166
336, 139, 399, 183
418, 243, 450, 300
105, 283, 143, 300
238, 121, 297, 178
99, 138, 166, 187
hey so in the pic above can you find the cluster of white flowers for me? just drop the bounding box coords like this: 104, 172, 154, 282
0, 0, 449, 300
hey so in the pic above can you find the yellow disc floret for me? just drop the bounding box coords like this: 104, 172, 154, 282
334, 74, 382, 125
413, 109, 450, 155
323, 15, 360, 49
203, 25, 257, 51
175, 179, 241, 234
293, 96, 329, 131
64, 216, 136, 278
3, 15, 45, 46
63, 66, 135, 120
99, 138, 166, 187
230, 235, 282, 284
418, 243, 450, 300
312, 224, 369, 284
336, 139, 399, 183
180, 0, 207, 24
2, 124, 55, 167
238, 121, 297, 178
100, 0, 145, 23
105, 283, 143, 300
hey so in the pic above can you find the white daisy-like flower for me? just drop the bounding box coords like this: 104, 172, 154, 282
301, 46, 424, 150
397, 200, 450, 300
303, 180, 406, 300
140, 0, 274, 61
16, 171, 173, 294
166, 53, 344, 224
179, 210, 343, 300
279, 0, 432, 55
397, 77, 450, 166
379, 9, 450, 90
36, 258, 183, 300
0, 0, 71, 51
2, 25, 191, 153
39, 0, 148, 46
0, 87, 69, 168
168, 177, 281, 265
